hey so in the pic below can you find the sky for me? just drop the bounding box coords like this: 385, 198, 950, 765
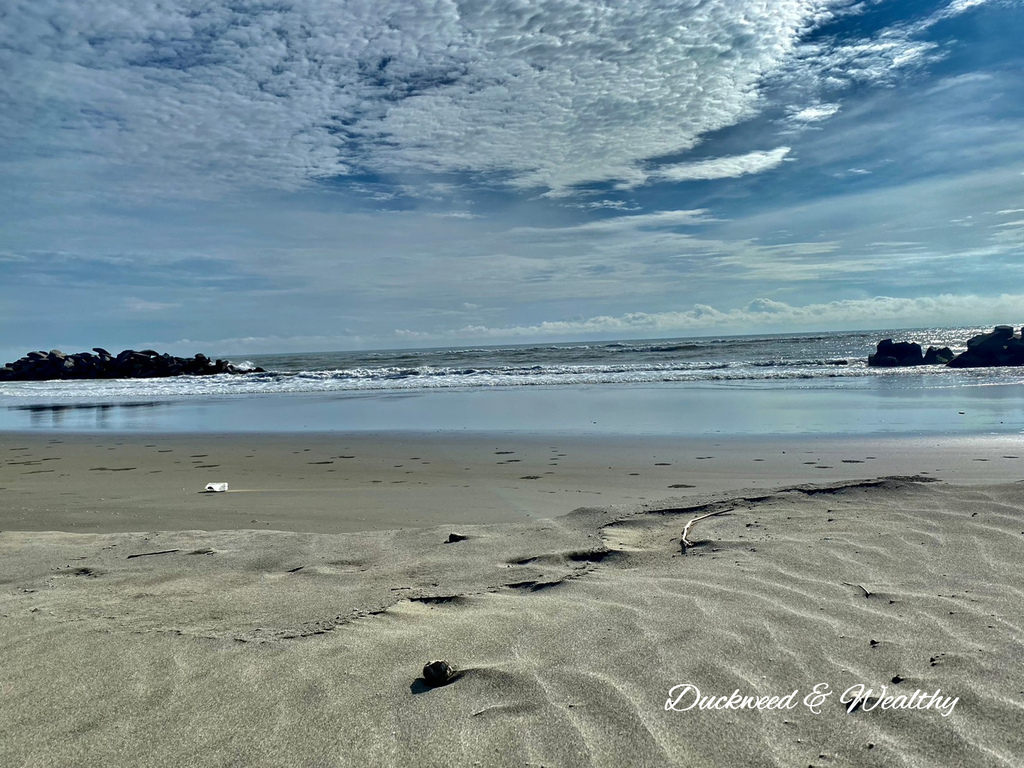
2, 0, 1023, 358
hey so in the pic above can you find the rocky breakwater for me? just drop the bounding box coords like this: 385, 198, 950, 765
0, 348, 265, 381
946, 326, 1024, 368
868, 326, 1024, 368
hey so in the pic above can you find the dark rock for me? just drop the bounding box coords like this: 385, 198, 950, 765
966, 326, 1012, 350
0, 348, 265, 381
922, 346, 954, 365
869, 327, 1024, 368
422, 659, 458, 687
949, 326, 1024, 367
869, 355, 899, 367
868, 339, 924, 367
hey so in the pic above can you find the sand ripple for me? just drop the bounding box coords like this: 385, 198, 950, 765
2, 477, 1023, 766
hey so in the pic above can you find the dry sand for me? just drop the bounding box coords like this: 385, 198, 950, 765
2, 431, 1024, 766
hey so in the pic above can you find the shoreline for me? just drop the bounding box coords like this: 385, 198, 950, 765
5, 377, 1024, 437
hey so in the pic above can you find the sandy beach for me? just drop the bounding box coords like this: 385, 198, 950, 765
2, 430, 1023, 766
7, 0, 1024, 760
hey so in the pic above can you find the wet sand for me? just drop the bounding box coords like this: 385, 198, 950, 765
3, 431, 1024, 532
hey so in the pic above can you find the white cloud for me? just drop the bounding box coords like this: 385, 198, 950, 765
2, 0, 849, 199
511, 209, 712, 236
564, 200, 642, 211
160, 334, 371, 356
648, 147, 792, 184
937, 0, 994, 21
789, 103, 840, 122
395, 294, 1024, 341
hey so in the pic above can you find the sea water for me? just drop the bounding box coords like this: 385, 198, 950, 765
2, 327, 1024, 436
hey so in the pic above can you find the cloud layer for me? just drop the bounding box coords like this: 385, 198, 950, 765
2, 0, 1022, 354
395, 294, 1024, 342
2, 0, 845, 197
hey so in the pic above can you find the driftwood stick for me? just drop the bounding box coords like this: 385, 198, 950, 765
126, 549, 180, 560
681, 508, 732, 553
841, 581, 872, 598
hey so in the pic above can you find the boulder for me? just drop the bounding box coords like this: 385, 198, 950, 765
948, 326, 1024, 367
868, 339, 924, 367
922, 346, 954, 365
869, 355, 899, 368
868, 327, 1024, 368
966, 326, 1013, 350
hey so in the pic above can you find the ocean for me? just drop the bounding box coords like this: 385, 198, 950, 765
3, 327, 1024, 436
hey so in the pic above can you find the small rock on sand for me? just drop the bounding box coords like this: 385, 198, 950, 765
422, 660, 458, 687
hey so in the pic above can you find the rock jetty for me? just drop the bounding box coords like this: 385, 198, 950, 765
868, 326, 1024, 368
0, 348, 265, 381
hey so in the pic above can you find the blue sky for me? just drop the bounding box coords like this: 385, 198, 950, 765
2, 0, 1023, 357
